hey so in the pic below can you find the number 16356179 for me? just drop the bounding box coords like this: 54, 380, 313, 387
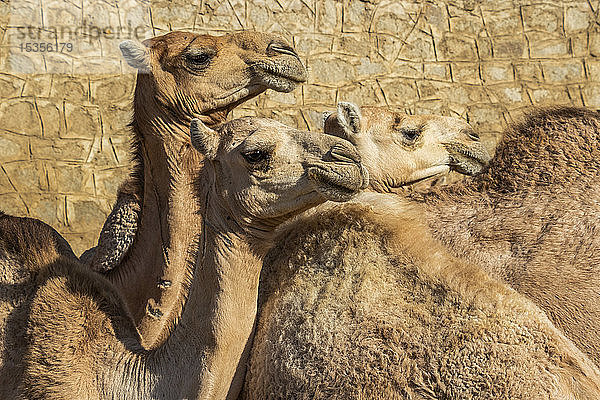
19, 42, 73, 52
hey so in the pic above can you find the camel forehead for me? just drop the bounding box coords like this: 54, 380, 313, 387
217, 118, 295, 148
143, 30, 286, 57
360, 107, 469, 134
360, 107, 409, 132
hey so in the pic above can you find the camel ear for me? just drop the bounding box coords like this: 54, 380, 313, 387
119, 40, 151, 73
324, 102, 362, 141
321, 111, 333, 129
190, 119, 220, 160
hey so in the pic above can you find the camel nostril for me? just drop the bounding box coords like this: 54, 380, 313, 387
329, 143, 361, 164
462, 128, 480, 141
267, 41, 299, 59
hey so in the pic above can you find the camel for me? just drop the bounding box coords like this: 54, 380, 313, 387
0, 116, 368, 399
78, 30, 307, 349
242, 194, 600, 399
325, 103, 600, 366
323, 101, 491, 191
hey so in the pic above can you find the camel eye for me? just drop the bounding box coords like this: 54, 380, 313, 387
243, 150, 269, 164
185, 51, 213, 68
401, 128, 420, 143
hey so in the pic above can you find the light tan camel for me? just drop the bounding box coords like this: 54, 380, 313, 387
326, 104, 600, 366
79, 31, 307, 349
0, 117, 368, 399
242, 194, 600, 399
323, 101, 490, 191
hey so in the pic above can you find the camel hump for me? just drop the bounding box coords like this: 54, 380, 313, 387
0, 212, 77, 271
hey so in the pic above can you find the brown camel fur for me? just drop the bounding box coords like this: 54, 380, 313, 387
0, 117, 368, 399
327, 104, 600, 366
80, 31, 307, 349
242, 194, 600, 399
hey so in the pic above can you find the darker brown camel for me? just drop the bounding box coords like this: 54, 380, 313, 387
79, 30, 307, 349
329, 105, 600, 366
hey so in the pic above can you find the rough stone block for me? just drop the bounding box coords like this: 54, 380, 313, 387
466, 104, 504, 132
378, 79, 419, 106
63, 103, 101, 139
309, 55, 357, 85
36, 99, 63, 137
0, 193, 28, 216
389, 61, 423, 80
450, 62, 481, 85
449, 14, 484, 36
94, 167, 129, 198
582, 84, 600, 108
481, 9, 521, 36
591, 27, 600, 57
333, 34, 372, 58
303, 84, 337, 106
565, 5, 590, 33
437, 33, 477, 61
586, 60, 600, 81
528, 86, 570, 104
294, 34, 333, 57
316, 0, 341, 34
528, 35, 569, 58
522, 4, 563, 34
0, 98, 41, 136
514, 62, 543, 82
2, 161, 47, 193
542, 60, 584, 83
50, 76, 89, 103
491, 84, 526, 104
493, 36, 527, 59
65, 196, 107, 236
53, 163, 94, 195
342, 0, 375, 33
571, 33, 589, 57
338, 81, 385, 106
23, 74, 53, 98
29, 137, 92, 162
0, 73, 25, 97
263, 90, 300, 107
24, 193, 66, 228
399, 33, 436, 61
0, 132, 28, 162
481, 62, 514, 82
424, 63, 450, 81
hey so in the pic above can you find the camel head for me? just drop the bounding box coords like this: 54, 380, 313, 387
190, 117, 369, 234
120, 30, 307, 127
324, 102, 491, 192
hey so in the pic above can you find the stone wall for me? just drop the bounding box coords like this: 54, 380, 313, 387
0, 0, 599, 254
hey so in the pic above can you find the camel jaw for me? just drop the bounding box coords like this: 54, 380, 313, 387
403, 165, 452, 186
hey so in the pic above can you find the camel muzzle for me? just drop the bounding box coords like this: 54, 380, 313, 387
445, 141, 491, 176
307, 143, 369, 202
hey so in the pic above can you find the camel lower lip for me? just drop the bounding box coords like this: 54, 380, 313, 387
215, 84, 262, 100
252, 61, 307, 84
308, 166, 365, 202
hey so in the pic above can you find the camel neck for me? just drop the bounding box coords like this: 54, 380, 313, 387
109, 122, 203, 348
107, 201, 264, 399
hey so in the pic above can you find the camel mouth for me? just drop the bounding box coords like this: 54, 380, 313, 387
249, 59, 308, 93
206, 84, 266, 115
307, 163, 369, 202
402, 165, 451, 186
445, 142, 491, 176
